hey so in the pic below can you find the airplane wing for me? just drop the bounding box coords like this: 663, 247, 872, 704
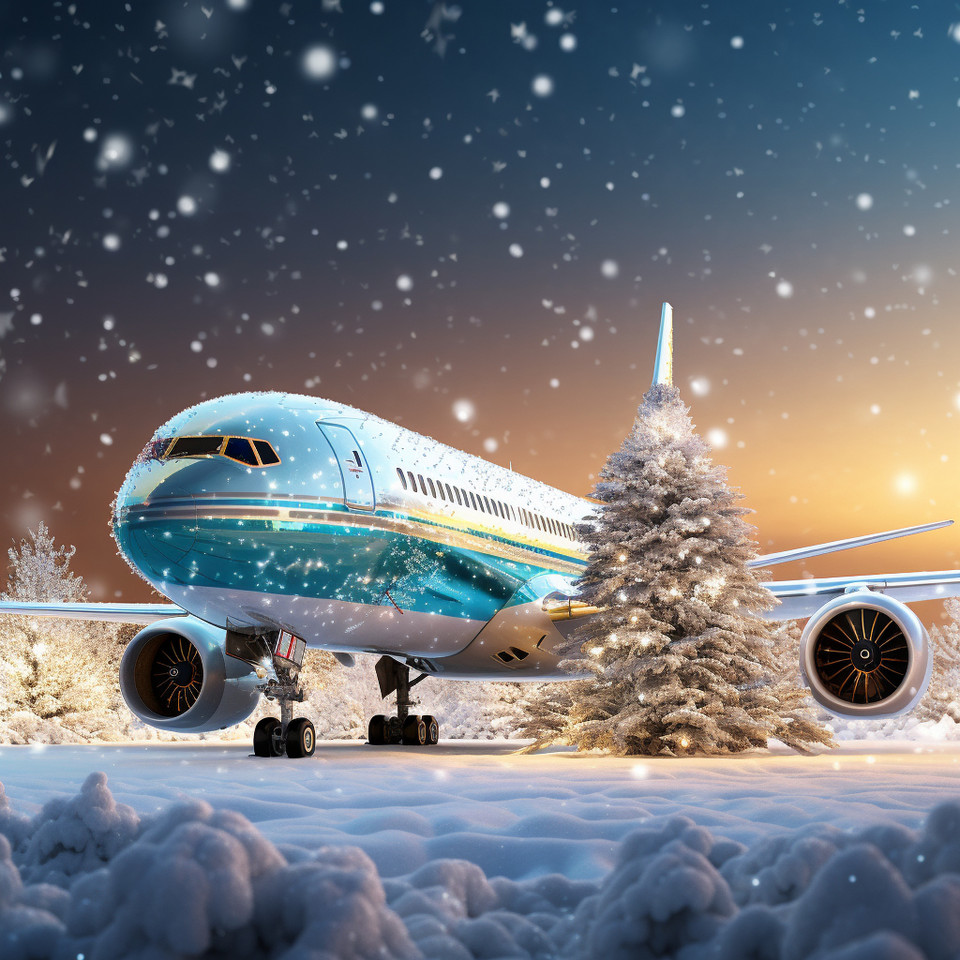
750, 520, 953, 569
0, 601, 186, 624
766, 571, 960, 620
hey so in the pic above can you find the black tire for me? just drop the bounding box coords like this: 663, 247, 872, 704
401, 715, 427, 746
387, 716, 403, 745
253, 717, 283, 757
422, 714, 439, 745
286, 718, 316, 758
368, 714, 387, 745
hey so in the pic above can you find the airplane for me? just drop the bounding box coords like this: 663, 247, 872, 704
2, 302, 959, 758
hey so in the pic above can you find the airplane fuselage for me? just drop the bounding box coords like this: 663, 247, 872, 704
112, 392, 592, 680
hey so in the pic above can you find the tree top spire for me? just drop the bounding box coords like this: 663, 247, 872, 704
652, 302, 674, 388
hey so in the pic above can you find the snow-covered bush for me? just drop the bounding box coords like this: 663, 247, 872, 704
0, 524, 120, 744
919, 597, 960, 723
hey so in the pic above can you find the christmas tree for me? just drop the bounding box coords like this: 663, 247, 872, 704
545, 305, 831, 756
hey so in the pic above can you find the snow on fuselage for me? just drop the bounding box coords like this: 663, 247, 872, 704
112, 392, 593, 680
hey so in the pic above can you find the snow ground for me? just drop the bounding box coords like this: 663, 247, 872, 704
3, 740, 960, 958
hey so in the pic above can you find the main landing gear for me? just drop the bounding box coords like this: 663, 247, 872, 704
246, 630, 315, 759
367, 656, 440, 746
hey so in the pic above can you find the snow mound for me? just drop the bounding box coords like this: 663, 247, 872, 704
69, 802, 416, 960
0, 780, 29, 849
557, 817, 736, 959
5, 774, 960, 958
828, 713, 960, 743
19, 771, 139, 885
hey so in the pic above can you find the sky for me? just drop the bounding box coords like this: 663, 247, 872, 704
4, 1, 960, 605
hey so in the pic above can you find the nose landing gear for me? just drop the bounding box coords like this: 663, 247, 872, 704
367, 657, 440, 746
233, 629, 316, 759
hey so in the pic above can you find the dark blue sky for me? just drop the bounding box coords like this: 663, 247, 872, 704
4, 1, 960, 598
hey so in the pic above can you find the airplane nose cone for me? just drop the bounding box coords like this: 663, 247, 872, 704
112, 457, 218, 583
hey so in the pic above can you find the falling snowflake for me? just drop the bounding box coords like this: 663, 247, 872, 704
209, 150, 231, 173
452, 399, 475, 422
532, 75, 554, 97
303, 46, 337, 80
707, 428, 728, 449
690, 377, 710, 397
98, 134, 133, 170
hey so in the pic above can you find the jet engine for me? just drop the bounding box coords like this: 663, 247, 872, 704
799, 591, 932, 718
120, 617, 262, 732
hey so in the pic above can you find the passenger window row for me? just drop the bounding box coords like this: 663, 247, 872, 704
395, 466, 577, 542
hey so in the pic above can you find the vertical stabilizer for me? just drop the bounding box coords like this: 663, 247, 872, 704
652, 302, 674, 387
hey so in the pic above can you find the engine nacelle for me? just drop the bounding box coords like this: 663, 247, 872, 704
120, 617, 262, 732
799, 592, 932, 718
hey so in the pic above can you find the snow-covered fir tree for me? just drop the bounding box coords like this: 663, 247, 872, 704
764, 617, 838, 742
548, 381, 832, 756
918, 598, 960, 723
0, 523, 116, 742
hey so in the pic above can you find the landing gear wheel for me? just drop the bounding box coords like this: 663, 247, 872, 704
422, 714, 439, 746
402, 715, 427, 746
368, 714, 387, 745
253, 717, 283, 757
285, 718, 316, 758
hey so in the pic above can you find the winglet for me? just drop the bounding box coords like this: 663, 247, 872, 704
749, 519, 955, 569
652, 302, 673, 387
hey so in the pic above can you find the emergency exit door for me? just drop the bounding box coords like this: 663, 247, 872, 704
317, 421, 376, 510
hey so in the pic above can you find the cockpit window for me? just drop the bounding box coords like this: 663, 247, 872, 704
253, 440, 281, 466
159, 435, 281, 468
224, 437, 259, 466
165, 436, 225, 458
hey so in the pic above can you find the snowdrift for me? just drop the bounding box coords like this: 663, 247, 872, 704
3, 771, 960, 959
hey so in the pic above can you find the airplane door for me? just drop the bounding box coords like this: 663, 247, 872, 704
317, 421, 376, 511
